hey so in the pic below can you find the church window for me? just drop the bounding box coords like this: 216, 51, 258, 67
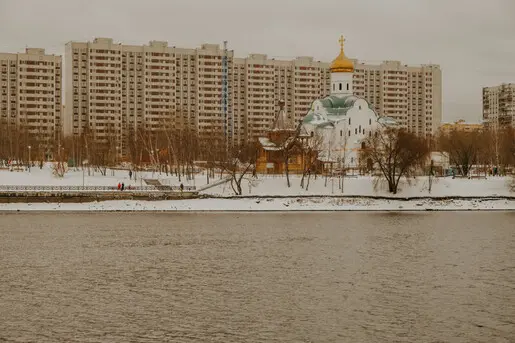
369, 118, 372, 125
333, 84, 335, 91
363, 129, 365, 136
340, 130, 342, 137
348, 118, 351, 125
339, 83, 342, 91
359, 125, 361, 133
348, 130, 351, 137
355, 128, 357, 134
347, 83, 349, 91
359, 105, 362, 110
310, 131, 314, 137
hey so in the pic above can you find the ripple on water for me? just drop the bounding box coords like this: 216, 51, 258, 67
0, 211, 514, 343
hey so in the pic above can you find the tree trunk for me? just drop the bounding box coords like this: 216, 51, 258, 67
306, 171, 311, 191
284, 154, 291, 188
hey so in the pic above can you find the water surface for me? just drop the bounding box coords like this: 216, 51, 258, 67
1, 212, 514, 342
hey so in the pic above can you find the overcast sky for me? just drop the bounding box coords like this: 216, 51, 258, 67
1, 0, 514, 122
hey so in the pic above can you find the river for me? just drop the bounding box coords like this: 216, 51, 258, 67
0, 212, 514, 342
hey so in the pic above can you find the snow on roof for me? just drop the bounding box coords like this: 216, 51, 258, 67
259, 137, 283, 151
258, 137, 276, 147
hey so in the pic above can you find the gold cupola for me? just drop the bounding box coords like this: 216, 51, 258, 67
330, 35, 354, 73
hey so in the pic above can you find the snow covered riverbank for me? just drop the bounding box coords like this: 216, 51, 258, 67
1, 166, 513, 211
1, 196, 514, 212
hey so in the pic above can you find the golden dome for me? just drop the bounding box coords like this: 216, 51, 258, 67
330, 35, 354, 73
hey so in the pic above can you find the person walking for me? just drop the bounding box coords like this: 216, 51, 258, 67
180, 183, 184, 193
121, 182, 125, 191
117, 182, 121, 191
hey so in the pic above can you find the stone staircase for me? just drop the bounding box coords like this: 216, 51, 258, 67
143, 179, 172, 191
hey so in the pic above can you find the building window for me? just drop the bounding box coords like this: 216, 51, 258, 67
347, 83, 349, 91
339, 83, 342, 91
340, 130, 342, 137
369, 118, 372, 125
333, 84, 335, 91
348, 130, 351, 137
348, 118, 351, 125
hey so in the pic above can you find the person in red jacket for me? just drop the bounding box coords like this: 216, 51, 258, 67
117, 182, 121, 191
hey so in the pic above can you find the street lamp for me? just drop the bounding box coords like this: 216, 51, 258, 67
28, 146, 31, 172
151, 150, 155, 177
82, 160, 89, 187
116, 146, 120, 166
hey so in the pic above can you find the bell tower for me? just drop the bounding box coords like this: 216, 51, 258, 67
330, 35, 354, 98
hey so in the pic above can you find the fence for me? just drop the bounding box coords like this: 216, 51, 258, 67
0, 185, 196, 192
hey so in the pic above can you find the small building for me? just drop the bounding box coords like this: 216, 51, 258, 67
439, 120, 483, 135
428, 151, 450, 176
256, 101, 311, 174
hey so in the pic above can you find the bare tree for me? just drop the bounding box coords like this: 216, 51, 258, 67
279, 120, 304, 188
360, 128, 430, 194
438, 130, 483, 177
300, 131, 323, 190
215, 141, 258, 195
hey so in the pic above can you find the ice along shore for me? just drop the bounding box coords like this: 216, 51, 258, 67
1, 195, 514, 212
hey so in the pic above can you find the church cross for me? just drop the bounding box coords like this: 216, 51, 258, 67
339, 35, 345, 52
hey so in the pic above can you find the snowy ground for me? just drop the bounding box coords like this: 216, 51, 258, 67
1, 165, 513, 211
0, 164, 200, 188
1, 165, 512, 197
207, 174, 513, 197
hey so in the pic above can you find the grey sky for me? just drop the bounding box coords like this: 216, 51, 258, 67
1, 0, 514, 122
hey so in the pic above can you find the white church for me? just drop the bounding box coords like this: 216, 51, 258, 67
302, 36, 395, 171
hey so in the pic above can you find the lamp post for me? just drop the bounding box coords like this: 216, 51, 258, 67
28, 145, 31, 172
151, 149, 155, 178
82, 160, 88, 187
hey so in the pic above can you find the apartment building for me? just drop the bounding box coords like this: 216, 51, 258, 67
483, 83, 515, 127
65, 38, 236, 155
353, 61, 442, 136
0, 48, 62, 150
232, 55, 329, 141
63, 38, 442, 158
64, 38, 329, 150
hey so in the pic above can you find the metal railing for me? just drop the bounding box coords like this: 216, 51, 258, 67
0, 185, 197, 192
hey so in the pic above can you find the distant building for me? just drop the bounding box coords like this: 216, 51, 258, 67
63, 38, 329, 157
301, 36, 396, 171
0, 48, 62, 150
439, 119, 483, 135
62, 37, 442, 159
483, 83, 515, 128
353, 60, 442, 137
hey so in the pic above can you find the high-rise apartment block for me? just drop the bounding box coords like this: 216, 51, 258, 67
0, 48, 62, 147
483, 83, 515, 127
62, 37, 442, 156
64, 38, 330, 151
353, 61, 442, 136
232, 54, 329, 142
